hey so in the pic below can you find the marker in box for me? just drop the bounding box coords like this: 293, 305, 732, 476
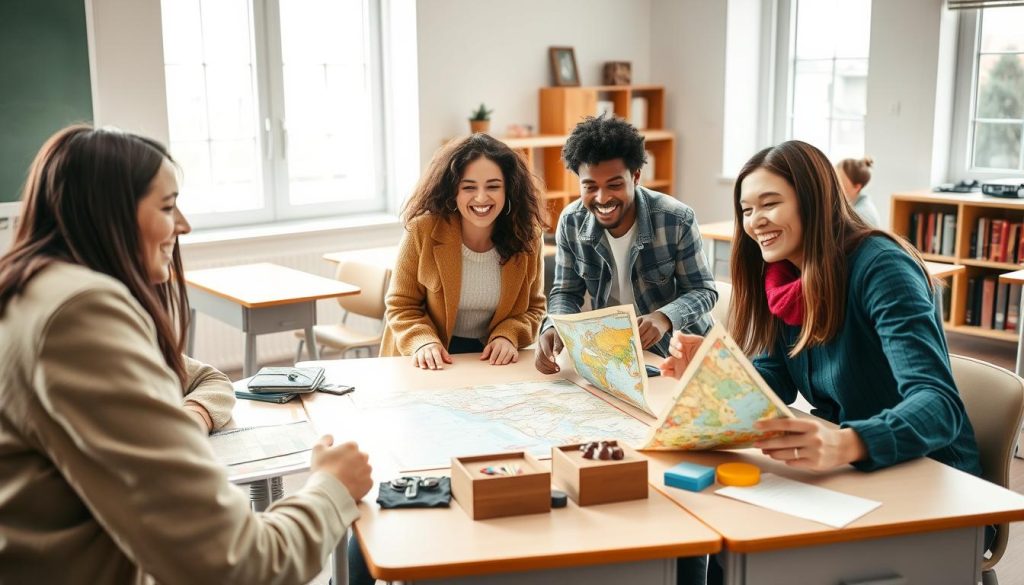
664, 461, 715, 492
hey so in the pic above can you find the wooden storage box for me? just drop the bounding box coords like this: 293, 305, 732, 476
551, 443, 648, 506
450, 452, 551, 520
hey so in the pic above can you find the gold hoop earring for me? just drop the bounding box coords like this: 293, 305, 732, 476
505, 201, 512, 216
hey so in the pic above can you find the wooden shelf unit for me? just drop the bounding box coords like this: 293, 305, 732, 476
892, 191, 1024, 342
496, 85, 675, 231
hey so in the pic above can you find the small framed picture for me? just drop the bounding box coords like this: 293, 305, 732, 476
549, 47, 580, 87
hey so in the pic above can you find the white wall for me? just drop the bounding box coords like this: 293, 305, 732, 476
864, 0, 957, 229
415, 0, 652, 169
650, 0, 732, 224
86, 0, 170, 142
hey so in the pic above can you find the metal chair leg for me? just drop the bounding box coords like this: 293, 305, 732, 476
295, 339, 305, 364
983, 569, 999, 585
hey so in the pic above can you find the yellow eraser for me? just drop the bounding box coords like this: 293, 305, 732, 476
716, 462, 760, 486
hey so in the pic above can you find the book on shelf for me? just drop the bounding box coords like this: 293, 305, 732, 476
965, 277, 977, 325
1008, 284, 1022, 332
981, 277, 997, 329
941, 214, 957, 257
995, 282, 1010, 330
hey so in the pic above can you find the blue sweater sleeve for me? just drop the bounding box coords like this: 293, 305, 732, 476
841, 249, 967, 471
753, 339, 799, 405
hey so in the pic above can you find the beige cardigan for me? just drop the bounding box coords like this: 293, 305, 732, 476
0, 262, 358, 584
380, 214, 545, 356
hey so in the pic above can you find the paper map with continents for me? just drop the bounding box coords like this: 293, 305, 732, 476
641, 322, 794, 450
350, 379, 651, 471
550, 305, 656, 415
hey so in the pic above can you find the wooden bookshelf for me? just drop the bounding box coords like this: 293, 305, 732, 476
496, 86, 675, 232
892, 191, 1024, 342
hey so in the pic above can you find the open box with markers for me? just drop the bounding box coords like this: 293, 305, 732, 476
450, 451, 551, 520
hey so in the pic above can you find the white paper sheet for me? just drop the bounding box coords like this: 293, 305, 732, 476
210, 421, 318, 467
716, 473, 882, 528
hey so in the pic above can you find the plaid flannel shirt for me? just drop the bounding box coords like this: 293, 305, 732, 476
543, 186, 717, 357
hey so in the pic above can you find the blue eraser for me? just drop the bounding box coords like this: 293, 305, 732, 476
664, 462, 715, 492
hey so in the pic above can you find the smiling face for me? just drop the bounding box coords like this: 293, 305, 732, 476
739, 167, 804, 268
136, 159, 190, 284
456, 156, 506, 236
579, 158, 640, 237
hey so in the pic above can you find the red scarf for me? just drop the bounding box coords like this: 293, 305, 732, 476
764, 261, 804, 326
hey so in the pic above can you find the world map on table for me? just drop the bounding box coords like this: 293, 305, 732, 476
350, 379, 651, 470
551, 306, 654, 415
643, 331, 791, 450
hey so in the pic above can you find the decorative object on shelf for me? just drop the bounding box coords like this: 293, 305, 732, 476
641, 150, 655, 184
603, 61, 632, 85
549, 46, 580, 87
469, 103, 493, 134
630, 96, 648, 129
505, 123, 534, 138
595, 99, 615, 118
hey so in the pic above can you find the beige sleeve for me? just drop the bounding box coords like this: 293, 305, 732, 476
31, 288, 359, 584
182, 355, 236, 430
385, 224, 442, 354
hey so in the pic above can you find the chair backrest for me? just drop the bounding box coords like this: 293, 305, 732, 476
711, 280, 732, 329
948, 353, 1024, 569
334, 259, 392, 321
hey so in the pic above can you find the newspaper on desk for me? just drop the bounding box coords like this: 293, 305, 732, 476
210, 420, 318, 469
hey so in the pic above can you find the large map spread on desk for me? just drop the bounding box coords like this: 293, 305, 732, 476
351, 379, 651, 470
550, 305, 655, 415
642, 323, 793, 450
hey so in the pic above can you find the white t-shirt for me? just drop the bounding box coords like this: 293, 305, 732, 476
605, 222, 637, 307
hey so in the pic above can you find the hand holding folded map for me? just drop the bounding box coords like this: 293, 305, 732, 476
551, 306, 792, 450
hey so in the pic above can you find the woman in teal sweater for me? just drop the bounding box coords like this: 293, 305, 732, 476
667, 140, 981, 475
665, 140, 987, 584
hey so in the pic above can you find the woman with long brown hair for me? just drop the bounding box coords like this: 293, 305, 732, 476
0, 125, 372, 583
380, 133, 547, 369
665, 140, 981, 474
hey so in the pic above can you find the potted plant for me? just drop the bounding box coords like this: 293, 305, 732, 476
469, 103, 493, 134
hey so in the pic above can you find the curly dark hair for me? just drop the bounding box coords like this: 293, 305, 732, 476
561, 115, 647, 174
403, 133, 547, 263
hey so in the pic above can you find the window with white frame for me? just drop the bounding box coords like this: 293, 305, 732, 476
952, 6, 1024, 176
160, 0, 386, 228
781, 0, 872, 161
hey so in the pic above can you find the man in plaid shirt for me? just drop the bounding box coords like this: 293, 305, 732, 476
535, 116, 717, 374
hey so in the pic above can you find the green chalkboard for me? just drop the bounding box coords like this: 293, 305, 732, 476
0, 0, 94, 202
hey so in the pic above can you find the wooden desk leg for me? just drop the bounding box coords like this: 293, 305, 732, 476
304, 326, 320, 361
244, 333, 257, 378
187, 308, 197, 357
333, 531, 349, 585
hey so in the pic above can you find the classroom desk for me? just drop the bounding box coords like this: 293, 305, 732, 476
300, 351, 1024, 585
185, 263, 359, 376
300, 351, 721, 584
699, 220, 735, 281
1000, 269, 1024, 377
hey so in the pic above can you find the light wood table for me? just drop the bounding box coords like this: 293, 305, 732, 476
185, 263, 360, 376
300, 351, 721, 584
300, 351, 1024, 585
999, 269, 1024, 377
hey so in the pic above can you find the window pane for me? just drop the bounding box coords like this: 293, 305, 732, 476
975, 54, 1024, 120
831, 119, 864, 161
973, 122, 1022, 170
160, 0, 202, 65
210, 139, 262, 211
164, 65, 209, 142
833, 59, 868, 118
795, 0, 835, 59
791, 117, 830, 153
980, 7, 1024, 53
793, 59, 833, 120
199, 0, 252, 65
172, 141, 212, 214
832, 0, 871, 59
279, 0, 377, 207
206, 65, 257, 140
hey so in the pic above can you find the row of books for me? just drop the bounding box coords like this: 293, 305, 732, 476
908, 211, 956, 256
968, 218, 1024, 264
964, 277, 1022, 331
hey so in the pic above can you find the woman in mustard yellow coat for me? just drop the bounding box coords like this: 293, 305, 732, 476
380, 133, 547, 369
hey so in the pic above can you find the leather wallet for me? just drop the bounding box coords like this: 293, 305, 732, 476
247, 366, 325, 394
